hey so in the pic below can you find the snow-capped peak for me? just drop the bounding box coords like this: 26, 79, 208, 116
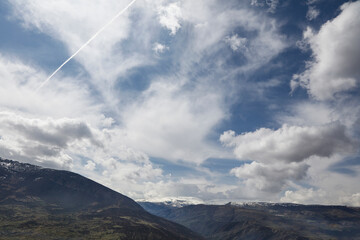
138, 196, 204, 207
0, 158, 41, 172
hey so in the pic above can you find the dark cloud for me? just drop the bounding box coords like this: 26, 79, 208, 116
0, 114, 102, 170
8, 121, 95, 148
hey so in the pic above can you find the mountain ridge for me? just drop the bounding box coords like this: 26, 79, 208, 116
0, 157, 203, 240
138, 200, 360, 240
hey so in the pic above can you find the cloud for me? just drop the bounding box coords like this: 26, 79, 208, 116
250, 0, 279, 13
3, 0, 289, 202
306, 6, 320, 21
153, 42, 169, 54
307, 0, 320, 5
2, 115, 99, 148
292, 1, 360, 100
36, 0, 138, 90
158, 2, 182, 35
84, 160, 96, 171
250, 0, 264, 7
0, 54, 106, 169
340, 193, 360, 206
0, 112, 101, 169
295, 26, 313, 52
220, 122, 356, 163
277, 102, 335, 126
121, 81, 225, 163
9, 0, 148, 102
266, 0, 279, 13
231, 161, 309, 192
0, 53, 100, 120
280, 188, 327, 204
281, 188, 360, 207
225, 34, 247, 52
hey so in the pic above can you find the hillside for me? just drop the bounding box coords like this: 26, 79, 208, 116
139, 201, 360, 240
0, 158, 202, 240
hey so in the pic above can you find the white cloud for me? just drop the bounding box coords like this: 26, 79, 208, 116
267, 0, 279, 13
0, 112, 100, 169
231, 161, 309, 192
340, 193, 360, 206
278, 102, 335, 126
251, 0, 279, 13
220, 123, 356, 163
251, 0, 264, 7
292, 1, 360, 100
281, 189, 360, 207
225, 34, 247, 52
84, 160, 96, 171
3, 0, 290, 202
153, 42, 169, 54
158, 2, 182, 35
9, 0, 150, 107
295, 26, 314, 52
6, 0, 288, 167
307, 0, 320, 5
281, 188, 327, 204
306, 6, 320, 21
121, 81, 225, 163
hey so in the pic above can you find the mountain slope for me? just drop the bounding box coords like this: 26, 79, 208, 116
139, 201, 360, 240
0, 158, 203, 240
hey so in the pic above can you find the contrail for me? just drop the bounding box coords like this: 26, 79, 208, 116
36, 0, 138, 91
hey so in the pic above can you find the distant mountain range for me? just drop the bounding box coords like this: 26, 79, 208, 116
2, 157, 360, 240
0, 158, 202, 240
138, 201, 360, 240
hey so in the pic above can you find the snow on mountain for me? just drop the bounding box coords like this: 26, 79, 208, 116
0, 157, 42, 172
138, 197, 204, 207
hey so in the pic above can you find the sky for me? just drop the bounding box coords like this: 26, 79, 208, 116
0, 0, 360, 206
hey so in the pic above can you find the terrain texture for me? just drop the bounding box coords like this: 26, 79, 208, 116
0, 158, 202, 240
139, 201, 360, 240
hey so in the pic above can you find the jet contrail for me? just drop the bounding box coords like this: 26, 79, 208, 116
36, 0, 138, 91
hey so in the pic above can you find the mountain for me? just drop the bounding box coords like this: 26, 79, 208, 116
138, 197, 204, 208
0, 158, 203, 240
138, 201, 360, 240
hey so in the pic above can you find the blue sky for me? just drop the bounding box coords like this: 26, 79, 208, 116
0, 0, 360, 205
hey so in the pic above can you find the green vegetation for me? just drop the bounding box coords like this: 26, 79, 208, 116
0, 158, 202, 240
0, 203, 191, 240
140, 202, 360, 240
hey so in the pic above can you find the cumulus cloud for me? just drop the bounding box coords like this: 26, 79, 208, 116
340, 193, 360, 206
292, 1, 360, 100
220, 123, 356, 163
84, 160, 96, 171
225, 34, 247, 52
306, 6, 320, 21
277, 102, 335, 126
158, 2, 182, 35
295, 26, 313, 52
1, 115, 99, 148
281, 188, 360, 207
280, 188, 327, 204
153, 42, 169, 54
250, 0, 264, 7
0, 54, 105, 169
0, 112, 101, 169
231, 161, 309, 192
